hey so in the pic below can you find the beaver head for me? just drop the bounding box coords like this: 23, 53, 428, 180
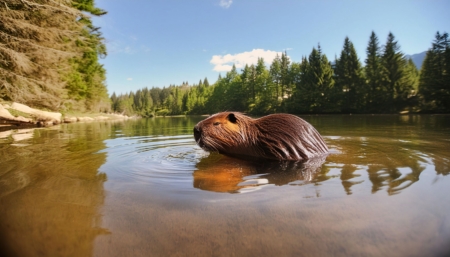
193, 112, 255, 156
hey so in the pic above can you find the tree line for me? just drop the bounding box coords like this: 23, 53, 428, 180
0, 0, 110, 112
111, 31, 449, 116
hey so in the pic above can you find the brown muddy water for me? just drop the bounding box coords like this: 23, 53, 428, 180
0, 115, 449, 257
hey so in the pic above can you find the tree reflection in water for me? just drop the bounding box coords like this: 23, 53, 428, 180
0, 123, 111, 257
193, 133, 449, 195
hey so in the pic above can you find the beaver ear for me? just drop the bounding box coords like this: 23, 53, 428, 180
227, 113, 238, 123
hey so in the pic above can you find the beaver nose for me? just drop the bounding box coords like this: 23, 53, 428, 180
193, 126, 201, 141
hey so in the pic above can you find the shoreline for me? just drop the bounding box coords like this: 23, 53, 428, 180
0, 102, 136, 132
2, 101, 448, 133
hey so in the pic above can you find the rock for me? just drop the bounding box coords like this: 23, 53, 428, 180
0, 104, 16, 120
15, 116, 32, 123
0, 104, 32, 123
95, 116, 109, 120
64, 117, 77, 123
109, 113, 130, 119
10, 102, 62, 123
37, 121, 55, 127
77, 117, 95, 122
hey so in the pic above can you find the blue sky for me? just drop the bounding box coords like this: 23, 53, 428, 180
92, 0, 449, 95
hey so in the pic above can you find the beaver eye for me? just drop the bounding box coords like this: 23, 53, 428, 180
213, 122, 220, 126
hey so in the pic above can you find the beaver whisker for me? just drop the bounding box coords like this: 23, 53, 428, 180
202, 136, 224, 152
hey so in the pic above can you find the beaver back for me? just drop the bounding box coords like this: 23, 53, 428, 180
253, 114, 328, 160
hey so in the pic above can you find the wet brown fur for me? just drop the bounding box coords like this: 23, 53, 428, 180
193, 112, 328, 161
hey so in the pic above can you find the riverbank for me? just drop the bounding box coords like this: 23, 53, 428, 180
0, 101, 135, 132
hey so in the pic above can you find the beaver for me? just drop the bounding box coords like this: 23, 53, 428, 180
193, 112, 328, 161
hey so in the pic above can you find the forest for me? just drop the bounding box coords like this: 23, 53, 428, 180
0, 0, 110, 112
1, 1, 448, 116
111, 31, 450, 116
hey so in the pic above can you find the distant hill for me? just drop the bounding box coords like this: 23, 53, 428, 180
405, 51, 427, 70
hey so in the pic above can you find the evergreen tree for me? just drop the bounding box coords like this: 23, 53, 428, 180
240, 64, 251, 104
334, 37, 365, 113
226, 65, 245, 111
203, 78, 210, 87
280, 51, 292, 99
252, 58, 272, 114
286, 61, 302, 113
150, 87, 162, 107
365, 31, 384, 113
248, 64, 257, 102
181, 90, 189, 113
255, 58, 268, 96
110, 92, 119, 112
419, 31, 450, 111
269, 55, 282, 110
295, 45, 335, 113
206, 74, 227, 113
0, 0, 109, 111
402, 59, 420, 111
381, 32, 407, 112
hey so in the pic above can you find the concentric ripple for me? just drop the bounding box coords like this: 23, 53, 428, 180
99, 134, 208, 189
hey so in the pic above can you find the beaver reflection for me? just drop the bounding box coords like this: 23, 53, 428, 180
193, 153, 326, 193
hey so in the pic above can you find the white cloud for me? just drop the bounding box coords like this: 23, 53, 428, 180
210, 49, 286, 72
127, 78, 133, 81
219, 0, 232, 9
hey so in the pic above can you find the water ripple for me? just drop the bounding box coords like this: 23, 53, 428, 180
99, 135, 206, 189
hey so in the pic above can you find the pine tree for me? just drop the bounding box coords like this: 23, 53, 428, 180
240, 64, 251, 103
248, 64, 257, 102
269, 54, 282, 104
365, 31, 384, 113
203, 78, 210, 87
402, 59, 420, 111
286, 61, 302, 113
0, 0, 109, 111
296, 45, 335, 113
334, 37, 365, 113
110, 92, 119, 112
252, 58, 272, 114
419, 31, 450, 111
255, 57, 268, 96
381, 32, 408, 112
226, 64, 245, 111
280, 51, 291, 99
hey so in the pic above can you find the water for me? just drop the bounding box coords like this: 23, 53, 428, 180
0, 115, 449, 257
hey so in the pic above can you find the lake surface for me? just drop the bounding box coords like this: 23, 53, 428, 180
0, 115, 449, 257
